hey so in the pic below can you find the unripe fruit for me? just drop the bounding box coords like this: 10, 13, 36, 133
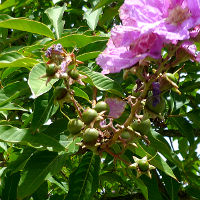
68, 69, 79, 80
131, 119, 151, 134
46, 65, 56, 76
82, 108, 98, 124
121, 131, 131, 140
94, 101, 110, 114
83, 128, 99, 145
145, 96, 166, 114
137, 159, 149, 172
68, 119, 84, 135
54, 86, 68, 101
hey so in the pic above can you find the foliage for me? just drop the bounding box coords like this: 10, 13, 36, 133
0, 0, 199, 200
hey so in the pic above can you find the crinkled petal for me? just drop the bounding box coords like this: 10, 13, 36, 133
105, 98, 126, 118
111, 25, 140, 47
190, 25, 200, 38
96, 39, 147, 74
96, 32, 163, 74
181, 41, 200, 62
120, 0, 200, 42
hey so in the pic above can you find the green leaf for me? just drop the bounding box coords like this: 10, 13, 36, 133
93, 0, 115, 11
45, 4, 66, 39
0, 51, 38, 69
0, 125, 65, 152
28, 63, 58, 98
78, 40, 107, 54
1, 67, 19, 80
171, 93, 189, 111
67, 151, 100, 200
77, 51, 101, 61
60, 136, 82, 154
79, 66, 123, 96
47, 34, 108, 48
0, 81, 30, 107
160, 167, 180, 200
0, 103, 27, 111
42, 118, 69, 137
0, 15, 55, 38
32, 182, 48, 200
169, 117, 194, 144
0, 57, 38, 68
141, 175, 163, 200
147, 129, 179, 165
47, 176, 68, 193
100, 172, 125, 185
1, 171, 20, 200
30, 93, 58, 133
17, 151, 67, 199
99, 6, 119, 27
0, 0, 15, 11
187, 109, 200, 127
73, 86, 90, 102
84, 7, 102, 30
0, 51, 21, 61
8, 147, 36, 174
133, 174, 148, 200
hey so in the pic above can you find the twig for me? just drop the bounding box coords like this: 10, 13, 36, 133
92, 87, 97, 108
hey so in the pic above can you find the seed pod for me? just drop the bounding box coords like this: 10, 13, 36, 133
82, 108, 98, 124
145, 96, 166, 114
94, 101, 110, 114
68, 119, 84, 135
131, 119, 151, 135
121, 131, 131, 140
137, 158, 149, 172
68, 69, 79, 80
83, 128, 99, 145
53, 86, 68, 101
46, 65, 57, 76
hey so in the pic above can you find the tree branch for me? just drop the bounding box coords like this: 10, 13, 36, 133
158, 129, 200, 137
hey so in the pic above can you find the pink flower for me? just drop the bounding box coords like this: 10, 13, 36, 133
190, 25, 200, 38
96, 28, 163, 74
178, 41, 200, 62
105, 98, 126, 119
120, 0, 200, 42
96, 38, 147, 74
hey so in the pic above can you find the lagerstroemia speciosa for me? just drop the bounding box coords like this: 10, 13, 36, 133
42, 0, 200, 185
2, 0, 200, 199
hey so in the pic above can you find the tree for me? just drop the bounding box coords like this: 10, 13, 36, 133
0, 0, 199, 199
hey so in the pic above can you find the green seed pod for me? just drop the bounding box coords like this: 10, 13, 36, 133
83, 128, 99, 145
68, 119, 84, 135
121, 131, 131, 140
82, 108, 98, 124
68, 69, 79, 80
137, 159, 149, 172
46, 65, 56, 76
145, 96, 166, 114
94, 101, 110, 114
131, 119, 151, 135
53, 86, 68, 101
